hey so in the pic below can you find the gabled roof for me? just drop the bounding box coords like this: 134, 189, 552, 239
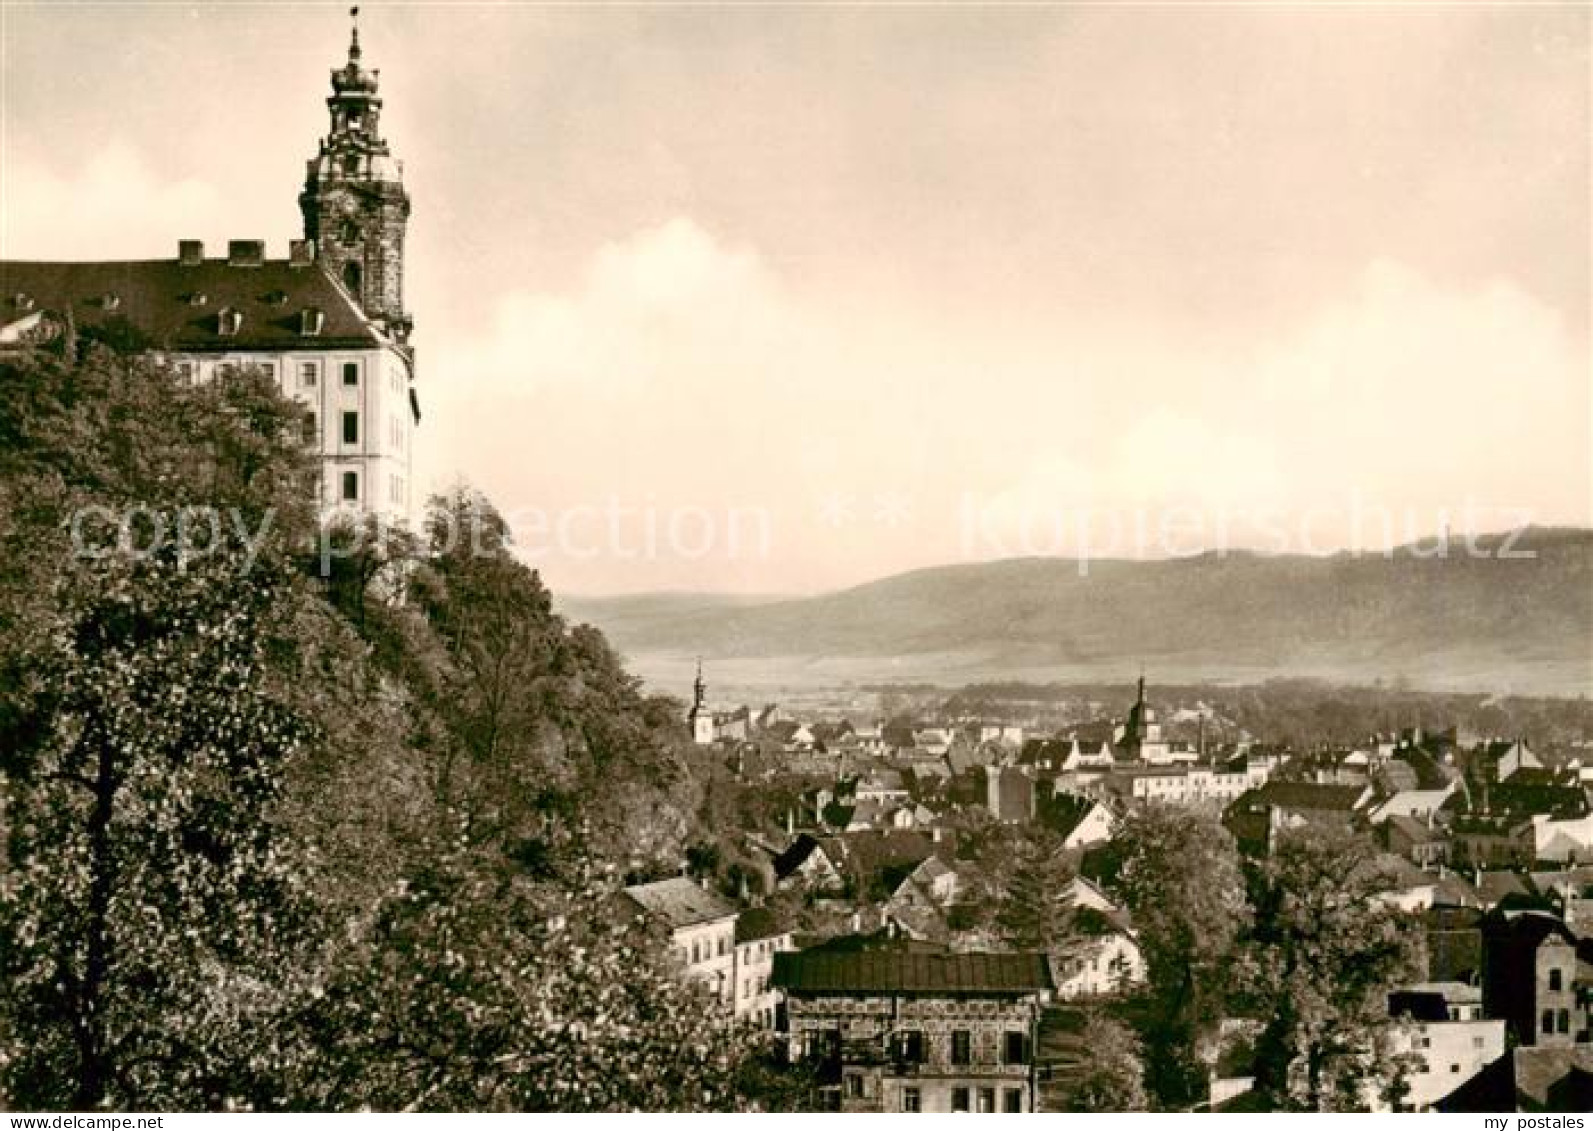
772, 948, 1054, 995
622, 876, 737, 929
2, 257, 386, 352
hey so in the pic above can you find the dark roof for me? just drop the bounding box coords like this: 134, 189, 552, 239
622, 877, 738, 929
1436, 1047, 1593, 1112
772, 833, 832, 880
772, 949, 1054, 995
2, 257, 388, 352
1246, 781, 1365, 813
735, 906, 787, 944
1389, 989, 1452, 1023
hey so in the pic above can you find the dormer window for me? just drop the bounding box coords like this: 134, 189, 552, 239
12, 293, 33, 311
264, 289, 289, 306
217, 307, 243, 336
300, 307, 325, 336
101, 293, 120, 310
188, 292, 208, 307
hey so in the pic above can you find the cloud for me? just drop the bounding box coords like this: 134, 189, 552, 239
3, 143, 229, 260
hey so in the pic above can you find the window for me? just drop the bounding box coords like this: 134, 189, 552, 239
341, 471, 358, 502
895, 1031, 925, 1064
1003, 1030, 1029, 1065
718, 936, 728, 957
977, 1088, 995, 1113
1004, 1089, 1023, 1113
343, 361, 359, 386
1473, 1036, 1485, 1049
900, 1088, 920, 1114
303, 413, 318, 445
260, 362, 275, 379
341, 218, 360, 244
300, 361, 319, 387
1558, 1010, 1570, 1034
845, 1075, 863, 1099
176, 361, 194, 380
1549, 969, 1563, 992
1451, 1064, 1461, 1074
951, 1087, 970, 1113
691, 941, 701, 964
951, 1030, 972, 1066
1543, 1010, 1556, 1034
342, 411, 359, 444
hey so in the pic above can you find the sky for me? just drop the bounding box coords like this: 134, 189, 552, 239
3, 2, 1589, 595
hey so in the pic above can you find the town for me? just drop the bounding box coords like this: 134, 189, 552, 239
618, 667, 1593, 1111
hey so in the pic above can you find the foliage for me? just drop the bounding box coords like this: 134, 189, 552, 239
0, 346, 792, 1112
0, 543, 322, 1109
1242, 827, 1426, 1112
284, 832, 799, 1111
1110, 807, 1249, 1110
993, 831, 1079, 954
1043, 1007, 1149, 1112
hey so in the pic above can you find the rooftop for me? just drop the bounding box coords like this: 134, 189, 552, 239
2, 253, 389, 353
622, 876, 738, 930
773, 948, 1054, 995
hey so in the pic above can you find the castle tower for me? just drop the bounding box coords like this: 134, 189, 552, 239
300, 8, 413, 343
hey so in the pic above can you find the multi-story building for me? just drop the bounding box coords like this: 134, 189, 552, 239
0, 17, 417, 522
623, 876, 739, 1008
1482, 910, 1592, 1048
622, 876, 795, 1025
1385, 983, 1506, 1111
732, 907, 794, 1028
772, 948, 1054, 1112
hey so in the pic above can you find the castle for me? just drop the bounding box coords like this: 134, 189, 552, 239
0, 14, 418, 522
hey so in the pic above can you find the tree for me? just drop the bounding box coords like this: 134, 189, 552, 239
1243, 826, 1426, 1111
994, 832, 1079, 953
1111, 807, 1249, 1109
285, 831, 804, 1111
1040, 1006, 1149, 1112
0, 545, 322, 1109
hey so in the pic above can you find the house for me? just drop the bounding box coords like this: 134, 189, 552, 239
773, 948, 1054, 1112
1471, 738, 1545, 784
1223, 781, 1368, 855
623, 877, 739, 1007
773, 834, 846, 894
1434, 1047, 1593, 1112
732, 907, 794, 1028
1481, 910, 1592, 1048
1385, 983, 1507, 1110
1050, 878, 1146, 1000
1382, 813, 1451, 868
1042, 792, 1117, 850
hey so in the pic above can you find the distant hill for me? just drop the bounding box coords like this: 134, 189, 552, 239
558, 529, 1593, 695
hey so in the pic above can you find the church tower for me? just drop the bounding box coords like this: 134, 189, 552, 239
300, 10, 412, 343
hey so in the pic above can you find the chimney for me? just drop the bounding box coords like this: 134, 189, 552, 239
288, 239, 314, 267
178, 240, 204, 266
227, 239, 265, 268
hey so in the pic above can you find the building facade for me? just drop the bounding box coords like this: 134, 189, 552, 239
0, 18, 418, 523
773, 950, 1053, 1112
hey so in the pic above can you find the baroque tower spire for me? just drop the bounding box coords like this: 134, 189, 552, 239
300, 7, 413, 343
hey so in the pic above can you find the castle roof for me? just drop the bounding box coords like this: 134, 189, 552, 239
1, 255, 385, 353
